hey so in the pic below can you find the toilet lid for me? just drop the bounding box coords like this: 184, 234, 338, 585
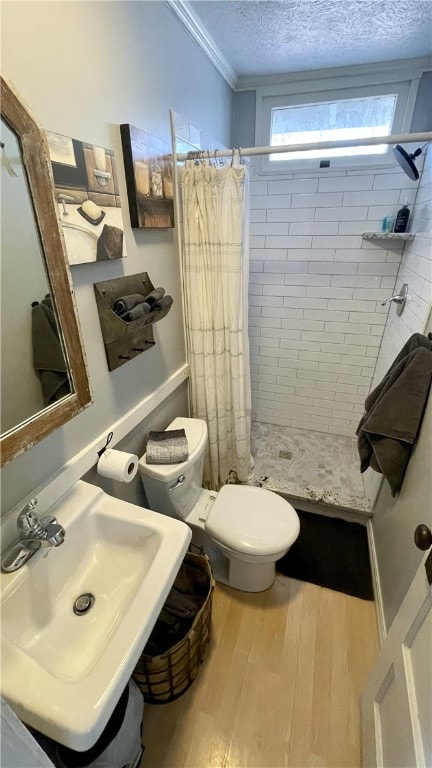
206, 485, 300, 556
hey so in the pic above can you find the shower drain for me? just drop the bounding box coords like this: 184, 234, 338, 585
73, 593, 95, 616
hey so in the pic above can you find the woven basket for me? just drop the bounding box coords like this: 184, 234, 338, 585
133, 552, 215, 703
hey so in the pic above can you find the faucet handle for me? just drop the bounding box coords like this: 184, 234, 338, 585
17, 499, 40, 536
380, 282, 408, 316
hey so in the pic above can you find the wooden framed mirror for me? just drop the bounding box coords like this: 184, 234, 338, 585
1, 76, 92, 466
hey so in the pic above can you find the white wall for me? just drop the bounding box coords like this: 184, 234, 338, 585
247, 159, 419, 436
0, 0, 232, 515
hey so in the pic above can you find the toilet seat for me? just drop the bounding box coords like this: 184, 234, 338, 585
206, 485, 299, 557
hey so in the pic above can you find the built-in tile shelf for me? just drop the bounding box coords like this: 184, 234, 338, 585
362, 232, 415, 241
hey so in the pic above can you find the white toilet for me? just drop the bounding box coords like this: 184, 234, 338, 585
138, 417, 300, 592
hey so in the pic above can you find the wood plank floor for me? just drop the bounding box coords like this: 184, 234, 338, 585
141, 574, 379, 768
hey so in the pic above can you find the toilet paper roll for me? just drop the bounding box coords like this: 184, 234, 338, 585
97, 449, 138, 483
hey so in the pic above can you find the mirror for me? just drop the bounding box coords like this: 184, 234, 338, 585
0, 76, 92, 466
1, 117, 72, 432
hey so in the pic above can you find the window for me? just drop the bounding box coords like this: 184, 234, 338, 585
270, 94, 396, 161
258, 79, 416, 174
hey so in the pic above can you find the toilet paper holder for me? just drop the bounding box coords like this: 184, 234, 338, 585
97, 431, 114, 459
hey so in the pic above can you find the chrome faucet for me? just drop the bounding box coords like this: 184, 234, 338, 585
1, 499, 65, 573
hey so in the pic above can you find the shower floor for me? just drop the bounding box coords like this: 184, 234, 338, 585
248, 421, 371, 518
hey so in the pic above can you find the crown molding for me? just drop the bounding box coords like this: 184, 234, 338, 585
236, 56, 432, 90
166, 0, 237, 90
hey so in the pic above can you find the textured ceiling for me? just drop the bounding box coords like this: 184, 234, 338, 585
190, 1, 432, 78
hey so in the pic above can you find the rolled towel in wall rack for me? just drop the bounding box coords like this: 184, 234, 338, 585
143, 287, 165, 306
113, 293, 146, 315
151, 295, 173, 313
121, 302, 152, 321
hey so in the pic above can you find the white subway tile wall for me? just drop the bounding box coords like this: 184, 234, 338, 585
370, 149, 432, 387
248, 158, 426, 437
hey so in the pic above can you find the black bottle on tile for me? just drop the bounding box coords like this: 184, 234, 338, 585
394, 200, 410, 233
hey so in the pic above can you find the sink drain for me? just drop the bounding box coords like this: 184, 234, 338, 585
73, 593, 95, 616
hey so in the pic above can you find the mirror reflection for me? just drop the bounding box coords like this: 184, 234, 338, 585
0, 117, 72, 436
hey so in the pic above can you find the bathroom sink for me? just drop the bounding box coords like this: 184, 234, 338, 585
0, 481, 191, 750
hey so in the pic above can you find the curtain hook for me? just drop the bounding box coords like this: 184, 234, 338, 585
239, 147, 245, 165
231, 147, 235, 167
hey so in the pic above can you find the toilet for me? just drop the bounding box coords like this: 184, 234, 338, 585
138, 417, 300, 592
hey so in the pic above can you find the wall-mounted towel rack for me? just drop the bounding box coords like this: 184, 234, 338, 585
94, 272, 173, 371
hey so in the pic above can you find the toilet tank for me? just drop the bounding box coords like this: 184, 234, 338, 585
138, 417, 208, 520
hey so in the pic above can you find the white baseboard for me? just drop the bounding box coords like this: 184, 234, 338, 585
367, 518, 386, 645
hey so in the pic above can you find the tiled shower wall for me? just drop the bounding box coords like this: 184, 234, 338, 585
248, 161, 420, 437
363, 148, 431, 506
371, 148, 432, 386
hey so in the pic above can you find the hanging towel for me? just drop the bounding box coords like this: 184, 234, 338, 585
32, 302, 71, 406
146, 428, 189, 464
357, 334, 432, 496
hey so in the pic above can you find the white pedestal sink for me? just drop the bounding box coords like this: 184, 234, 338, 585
0, 481, 191, 750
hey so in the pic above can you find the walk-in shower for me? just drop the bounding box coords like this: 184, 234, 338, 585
173, 111, 432, 518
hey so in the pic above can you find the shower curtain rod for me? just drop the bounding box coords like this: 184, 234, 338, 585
173, 131, 432, 161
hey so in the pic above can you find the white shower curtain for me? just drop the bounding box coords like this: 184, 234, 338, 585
180, 157, 252, 489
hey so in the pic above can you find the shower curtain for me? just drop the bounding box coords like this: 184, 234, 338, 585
180, 156, 252, 489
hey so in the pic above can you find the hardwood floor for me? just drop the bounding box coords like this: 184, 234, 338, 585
141, 574, 379, 768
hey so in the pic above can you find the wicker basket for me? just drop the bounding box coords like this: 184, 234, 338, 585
133, 552, 215, 703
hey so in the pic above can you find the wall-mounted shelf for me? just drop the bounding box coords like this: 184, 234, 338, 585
362, 232, 415, 241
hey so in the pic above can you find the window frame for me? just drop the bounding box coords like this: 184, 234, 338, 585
256, 78, 419, 176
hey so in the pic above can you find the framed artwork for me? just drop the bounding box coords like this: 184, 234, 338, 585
120, 124, 174, 229
46, 131, 127, 265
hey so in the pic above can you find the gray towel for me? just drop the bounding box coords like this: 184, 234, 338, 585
120, 302, 152, 321
143, 287, 165, 306
32, 302, 71, 405
113, 294, 146, 314
146, 428, 189, 464
144, 558, 210, 654
152, 295, 173, 313
357, 335, 432, 496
